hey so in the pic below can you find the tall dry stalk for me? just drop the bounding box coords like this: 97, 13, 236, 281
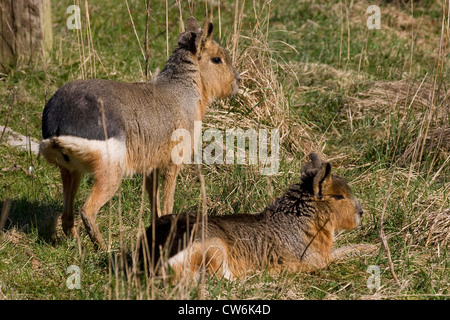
125, 0, 145, 61
145, 0, 151, 81
379, 170, 401, 287
232, 0, 240, 62
75, 0, 86, 79
74, 0, 106, 79
84, 0, 96, 78
166, 0, 169, 60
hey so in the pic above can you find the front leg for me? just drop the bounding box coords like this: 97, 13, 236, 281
145, 169, 161, 218
161, 164, 181, 216
332, 244, 378, 261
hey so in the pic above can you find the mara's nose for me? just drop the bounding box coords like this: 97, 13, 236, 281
234, 70, 241, 84
356, 202, 363, 216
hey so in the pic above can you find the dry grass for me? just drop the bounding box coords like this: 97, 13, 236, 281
402, 126, 450, 164
343, 78, 449, 164
288, 61, 370, 90
206, 4, 322, 157
347, 80, 448, 119
420, 208, 450, 247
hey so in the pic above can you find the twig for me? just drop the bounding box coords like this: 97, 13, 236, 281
144, 0, 157, 244
165, 0, 169, 60
85, 0, 96, 78
125, 0, 146, 60
76, 0, 86, 79
197, 164, 208, 217
232, 0, 239, 62
197, 163, 208, 299
0, 199, 12, 231
379, 170, 401, 286
177, 0, 184, 32
344, 0, 350, 71
218, 0, 222, 40
300, 217, 330, 261
145, 0, 151, 81
144, 0, 157, 299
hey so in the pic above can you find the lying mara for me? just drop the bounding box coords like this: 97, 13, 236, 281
139, 153, 377, 281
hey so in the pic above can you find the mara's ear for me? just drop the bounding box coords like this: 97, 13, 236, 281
312, 162, 332, 199
178, 31, 198, 54
302, 152, 322, 174
185, 16, 201, 33
178, 17, 213, 55
198, 20, 214, 49
177, 17, 202, 54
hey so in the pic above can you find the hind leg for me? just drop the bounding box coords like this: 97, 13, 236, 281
60, 167, 82, 237
168, 239, 232, 282
80, 164, 123, 250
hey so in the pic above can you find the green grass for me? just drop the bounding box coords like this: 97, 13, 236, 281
0, 0, 449, 300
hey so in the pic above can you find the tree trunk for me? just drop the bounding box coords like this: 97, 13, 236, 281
0, 0, 52, 72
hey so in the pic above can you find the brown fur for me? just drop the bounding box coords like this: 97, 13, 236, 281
141, 153, 377, 281
39, 17, 240, 250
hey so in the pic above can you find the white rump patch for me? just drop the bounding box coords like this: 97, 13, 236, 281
167, 248, 189, 267
167, 244, 233, 280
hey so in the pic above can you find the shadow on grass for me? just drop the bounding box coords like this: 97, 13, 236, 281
1, 198, 61, 243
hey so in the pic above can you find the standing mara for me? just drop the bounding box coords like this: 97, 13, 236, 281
39, 17, 240, 250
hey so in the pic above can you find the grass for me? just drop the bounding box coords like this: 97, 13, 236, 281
0, 0, 449, 300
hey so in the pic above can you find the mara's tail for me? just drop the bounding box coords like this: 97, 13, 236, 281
39, 136, 127, 173
39, 138, 68, 165
39, 137, 83, 172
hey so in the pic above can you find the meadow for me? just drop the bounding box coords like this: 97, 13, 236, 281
0, 0, 448, 299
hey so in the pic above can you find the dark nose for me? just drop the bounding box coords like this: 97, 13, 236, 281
234, 70, 241, 84
356, 203, 363, 216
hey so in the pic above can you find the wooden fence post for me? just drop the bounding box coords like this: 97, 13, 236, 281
0, 0, 52, 72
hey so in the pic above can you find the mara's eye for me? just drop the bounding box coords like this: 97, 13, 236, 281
211, 57, 222, 64
332, 195, 344, 200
